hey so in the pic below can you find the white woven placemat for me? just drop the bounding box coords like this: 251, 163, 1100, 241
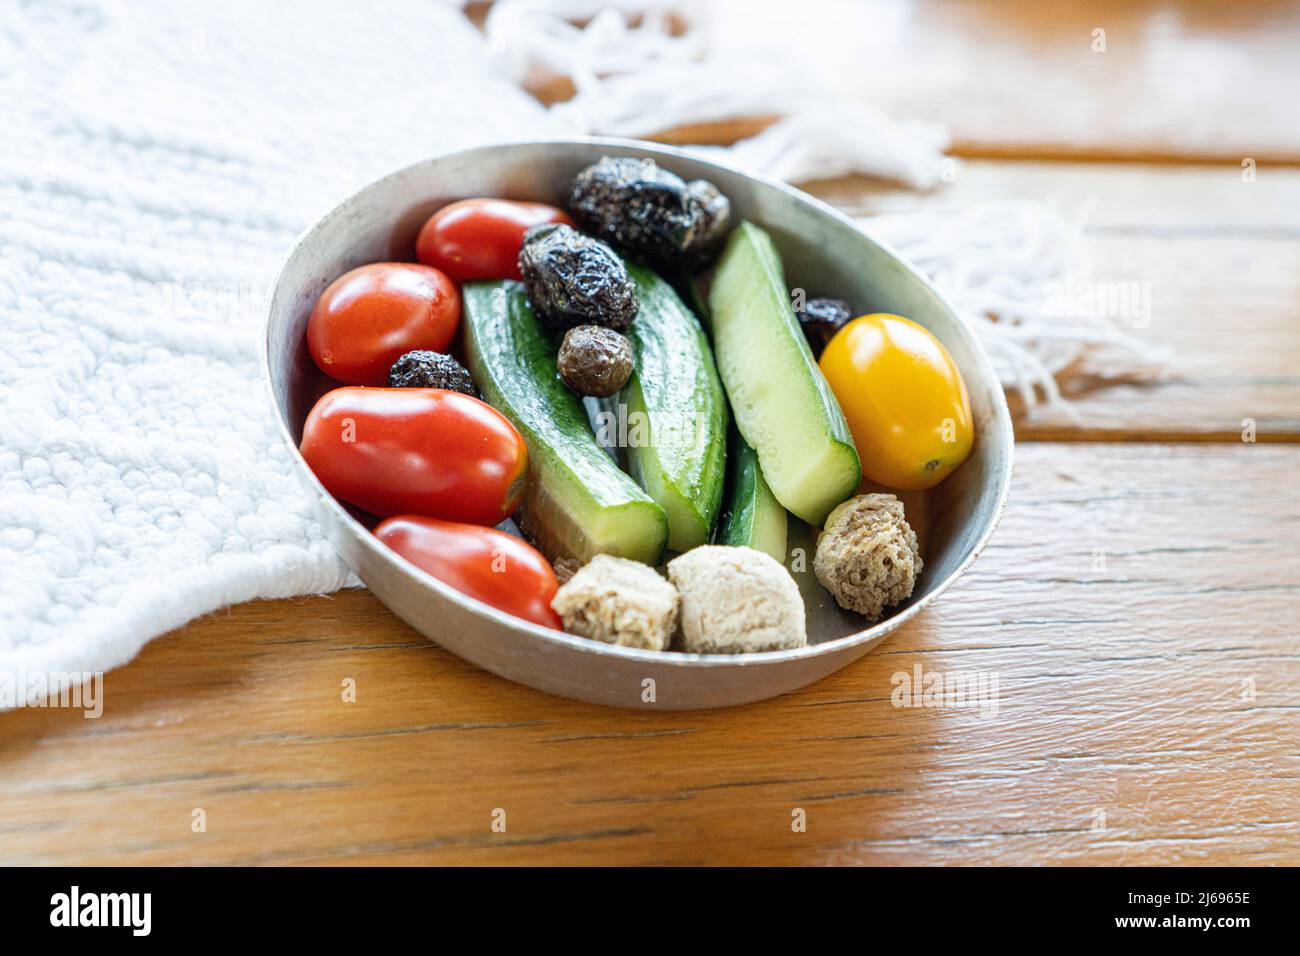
0, 0, 549, 681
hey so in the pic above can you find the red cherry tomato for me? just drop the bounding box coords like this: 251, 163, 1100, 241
416, 199, 573, 282
300, 387, 527, 525
375, 515, 562, 630
307, 262, 460, 386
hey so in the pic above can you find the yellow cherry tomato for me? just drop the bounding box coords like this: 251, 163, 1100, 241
819, 313, 973, 491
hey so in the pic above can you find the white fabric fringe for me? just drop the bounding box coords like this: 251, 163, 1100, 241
482, 0, 1171, 409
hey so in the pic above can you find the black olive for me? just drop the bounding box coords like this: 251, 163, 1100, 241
387, 350, 477, 395
518, 223, 638, 333
556, 325, 634, 398
797, 297, 854, 357
684, 179, 731, 267
569, 156, 729, 265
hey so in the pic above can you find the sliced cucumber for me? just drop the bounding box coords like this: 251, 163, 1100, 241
462, 282, 668, 565
717, 427, 788, 563
617, 264, 728, 552
708, 221, 861, 526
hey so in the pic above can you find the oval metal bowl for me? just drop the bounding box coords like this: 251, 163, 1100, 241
263, 138, 1013, 710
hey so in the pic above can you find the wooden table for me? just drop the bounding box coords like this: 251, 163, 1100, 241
4, 0, 1298, 865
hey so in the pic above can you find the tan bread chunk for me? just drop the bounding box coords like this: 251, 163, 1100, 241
667, 545, 806, 653
551, 554, 679, 651
814, 494, 922, 620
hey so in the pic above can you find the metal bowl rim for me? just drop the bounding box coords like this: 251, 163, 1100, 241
260, 135, 1015, 669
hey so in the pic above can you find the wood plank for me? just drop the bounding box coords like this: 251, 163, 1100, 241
660, 0, 1300, 164
2, 444, 1296, 865
804, 162, 1300, 441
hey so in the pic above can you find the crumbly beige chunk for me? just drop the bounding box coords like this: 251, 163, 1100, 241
814, 494, 922, 620
667, 545, 806, 654
551, 555, 679, 651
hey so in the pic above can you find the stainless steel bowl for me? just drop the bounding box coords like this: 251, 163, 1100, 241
263, 137, 1013, 710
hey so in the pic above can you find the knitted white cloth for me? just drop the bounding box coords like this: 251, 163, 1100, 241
0, 0, 1162, 690
0, 0, 549, 683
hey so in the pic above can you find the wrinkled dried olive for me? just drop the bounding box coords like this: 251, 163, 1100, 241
556, 325, 634, 398
518, 223, 638, 333
569, 156, 728, 265
797, 297, 854, 357
387, 350, 477, 395
684, 179, 731, 266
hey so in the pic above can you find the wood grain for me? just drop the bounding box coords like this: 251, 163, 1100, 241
660, 0, 1300, 165
806, 163, 1300, 441
2, 444, 1296, 865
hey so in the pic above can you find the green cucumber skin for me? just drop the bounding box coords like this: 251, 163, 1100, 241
618, 264, 728, 552
708, 221, 861, 527
462, 281, 667, 565
717, 429, 788, 563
